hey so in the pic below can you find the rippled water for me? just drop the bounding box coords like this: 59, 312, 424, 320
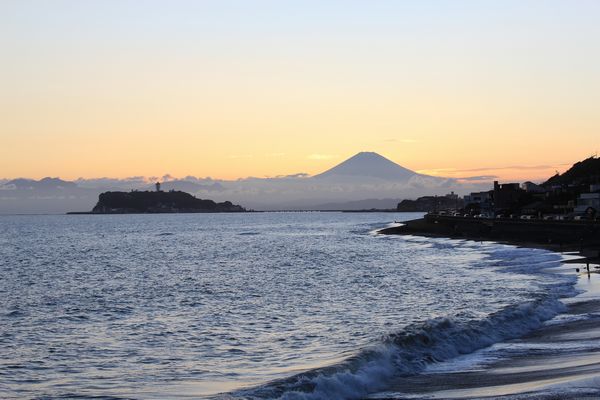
0, 213, 575, 399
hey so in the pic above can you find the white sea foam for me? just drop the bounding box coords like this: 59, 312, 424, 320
542, 313, 592, 326
230, 241, 579, 400
234, 298, 568, 400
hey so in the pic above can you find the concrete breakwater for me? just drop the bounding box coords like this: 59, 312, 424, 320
380, 215, 600, 256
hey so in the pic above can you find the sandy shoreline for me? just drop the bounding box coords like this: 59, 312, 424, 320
366, 238, 600, 399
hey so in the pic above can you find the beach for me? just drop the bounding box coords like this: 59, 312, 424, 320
369, 232, 600, 399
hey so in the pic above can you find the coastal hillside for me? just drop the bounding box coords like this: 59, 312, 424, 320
91, 191, 245, 213
543, 156, 600, 187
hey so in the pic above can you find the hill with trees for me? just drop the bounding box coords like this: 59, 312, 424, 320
543, 156, 600, 187
90, 191, 246, 213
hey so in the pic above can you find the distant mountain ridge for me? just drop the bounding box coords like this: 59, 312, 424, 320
314, 152, 418, 181
4, 177, 77, 190
1, 151, 488, 213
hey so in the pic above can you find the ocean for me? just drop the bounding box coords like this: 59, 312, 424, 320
0, 212, 590, 399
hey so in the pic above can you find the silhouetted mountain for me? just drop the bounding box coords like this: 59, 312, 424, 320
313, 152, 418, 181
5, 177, 77, 190
91, 191, 245, 213
0, 178, 97, 214
543, 157, 600, 187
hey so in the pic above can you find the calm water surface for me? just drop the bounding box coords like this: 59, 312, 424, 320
0, 213, 574, 399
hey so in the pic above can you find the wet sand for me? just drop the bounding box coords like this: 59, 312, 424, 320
367, 262, 600, 399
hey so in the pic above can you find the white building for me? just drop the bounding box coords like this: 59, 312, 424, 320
575, 192, 600, 214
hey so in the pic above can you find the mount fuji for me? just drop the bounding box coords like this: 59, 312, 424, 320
213, 152, 458, 209
314, 152, 421, 181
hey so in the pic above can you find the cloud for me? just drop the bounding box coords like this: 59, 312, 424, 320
181, 176, 216, 183
416, 168, 457, 176
273, 173, 310, 179
0, 171, 484, 213
308, 154, 338, 160
418, 163, 570, 177
75, 176, 150, 189
458, 175, 499, 181
454, 164, 569, 173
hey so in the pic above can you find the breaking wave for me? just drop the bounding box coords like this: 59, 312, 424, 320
223, 244, 577, 400
229, 297, 566, 400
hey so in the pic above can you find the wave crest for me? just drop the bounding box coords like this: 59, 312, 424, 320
231, 298, 565, 400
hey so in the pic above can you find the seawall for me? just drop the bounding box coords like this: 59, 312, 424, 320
380, 215, 600, 257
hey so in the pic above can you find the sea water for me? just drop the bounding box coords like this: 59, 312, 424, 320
0, 212, 576, 399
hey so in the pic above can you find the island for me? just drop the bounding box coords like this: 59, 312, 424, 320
70, 190, 246, 214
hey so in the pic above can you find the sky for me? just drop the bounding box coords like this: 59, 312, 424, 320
1, 1, 599, 182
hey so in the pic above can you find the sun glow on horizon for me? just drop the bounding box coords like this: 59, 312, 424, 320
1, 1, 599, 183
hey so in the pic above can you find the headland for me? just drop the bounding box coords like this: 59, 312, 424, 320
68, 190, 246, 214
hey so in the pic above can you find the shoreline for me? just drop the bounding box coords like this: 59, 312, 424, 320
373, 221, 600, 399
379, 216, 600, 265
368, 263, 600, 399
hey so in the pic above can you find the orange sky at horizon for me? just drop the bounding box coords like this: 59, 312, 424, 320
1, 1, 599, 184
0, 147, 586, 185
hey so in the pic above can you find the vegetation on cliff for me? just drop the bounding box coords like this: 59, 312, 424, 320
92, 191, 245, 213
543, 156, 600, 187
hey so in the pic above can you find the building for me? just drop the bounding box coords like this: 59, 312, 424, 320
575, 192, 600, 215
493, 181, 525, 211
445, 191, 459, 200
464, 191, 492, 205
522, 181, 546, 193
397, 193, 464, 212
464, 191, 493, 214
